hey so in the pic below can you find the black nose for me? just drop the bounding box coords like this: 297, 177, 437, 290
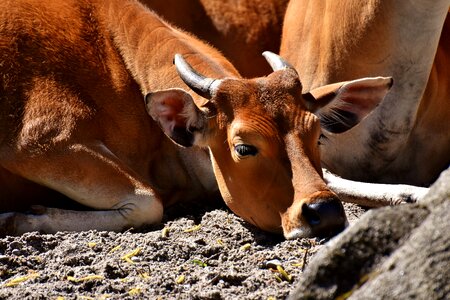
302, 198, 347, 237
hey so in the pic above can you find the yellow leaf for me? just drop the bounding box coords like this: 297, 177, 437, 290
176, 275, 185, 284
291, 261, 304, 268
184, 224, 202, 233
4, 271, 39, 287
276, 265, 293, 282
121, 247, 142, 263
109, 245, 122, 253
161, 227, 170, 238
191, 259, 207, 267
240, 243, 251, 251
128, 288, 141, 296
67, 275, 104, 282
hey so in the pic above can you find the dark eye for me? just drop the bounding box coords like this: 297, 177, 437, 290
234, 144, 258, 157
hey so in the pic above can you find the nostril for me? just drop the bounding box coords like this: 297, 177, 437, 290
301, 203, 321, 225
301, 198, 346, 236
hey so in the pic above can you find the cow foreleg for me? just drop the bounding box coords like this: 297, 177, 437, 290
0, 193, 163, 236
1, 142, 163, 235
323, 169, 429, 207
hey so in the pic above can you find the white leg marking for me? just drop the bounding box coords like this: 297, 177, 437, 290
323, 169, 429, 207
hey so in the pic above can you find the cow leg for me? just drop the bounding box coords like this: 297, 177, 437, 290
0, 142, 163, 235
323, 169, 429, 207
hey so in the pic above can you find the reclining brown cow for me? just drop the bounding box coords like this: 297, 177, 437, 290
0, 0, 394, 238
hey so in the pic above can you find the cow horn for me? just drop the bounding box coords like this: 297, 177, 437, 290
262, 51, 295, 72
174, 54, 221, 100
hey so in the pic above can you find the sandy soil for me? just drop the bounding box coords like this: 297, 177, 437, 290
0, 202, 365, 299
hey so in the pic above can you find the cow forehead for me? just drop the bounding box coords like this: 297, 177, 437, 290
229, 105, 318, 141
213, 72, 306, 122
230, 112, 280, 141
206, 70, 318, 143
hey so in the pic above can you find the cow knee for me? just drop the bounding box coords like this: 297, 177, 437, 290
115, 193, 164, 229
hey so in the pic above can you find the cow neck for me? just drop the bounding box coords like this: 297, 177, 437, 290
101, 0, 238, 198
102, 0, 239, 94
147, 140, 219, 205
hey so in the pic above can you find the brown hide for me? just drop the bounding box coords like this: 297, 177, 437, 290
413, 13, 450, 183
140, 0, 289, 78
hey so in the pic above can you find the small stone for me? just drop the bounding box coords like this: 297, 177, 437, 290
131, 256, 141, 263
265, 259, 283, 269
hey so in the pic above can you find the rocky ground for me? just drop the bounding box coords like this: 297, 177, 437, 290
289, 168, 450, 300
0, 200, 365, 299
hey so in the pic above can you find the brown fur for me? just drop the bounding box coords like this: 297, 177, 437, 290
139, 0, 289, 77
2, 0, 390, 238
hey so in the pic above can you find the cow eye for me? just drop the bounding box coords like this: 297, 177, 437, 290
234, 144, 258, 157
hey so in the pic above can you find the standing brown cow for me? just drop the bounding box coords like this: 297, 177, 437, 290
280, 0, 449, 205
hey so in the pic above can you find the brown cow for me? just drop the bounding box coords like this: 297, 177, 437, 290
0, 0, 392, 238
280, 0, 449, 205
139, 0, 289, 78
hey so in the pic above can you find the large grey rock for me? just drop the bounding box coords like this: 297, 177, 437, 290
289, 168, 450, 300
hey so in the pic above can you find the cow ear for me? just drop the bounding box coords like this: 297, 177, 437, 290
145, 88, 205, 147
304, 77, 393, 133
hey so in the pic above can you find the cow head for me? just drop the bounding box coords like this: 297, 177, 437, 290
145, 52, 392, 239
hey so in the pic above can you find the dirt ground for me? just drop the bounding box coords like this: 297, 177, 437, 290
0, 201, 365, 300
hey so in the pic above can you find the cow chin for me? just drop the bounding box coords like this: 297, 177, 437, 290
223, 197, 285, 235
281, 191, 348, 239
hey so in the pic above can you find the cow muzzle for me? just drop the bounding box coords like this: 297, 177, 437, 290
281, 191, 347, 239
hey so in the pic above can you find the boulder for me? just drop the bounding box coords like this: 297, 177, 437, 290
289, 168, 450, 300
